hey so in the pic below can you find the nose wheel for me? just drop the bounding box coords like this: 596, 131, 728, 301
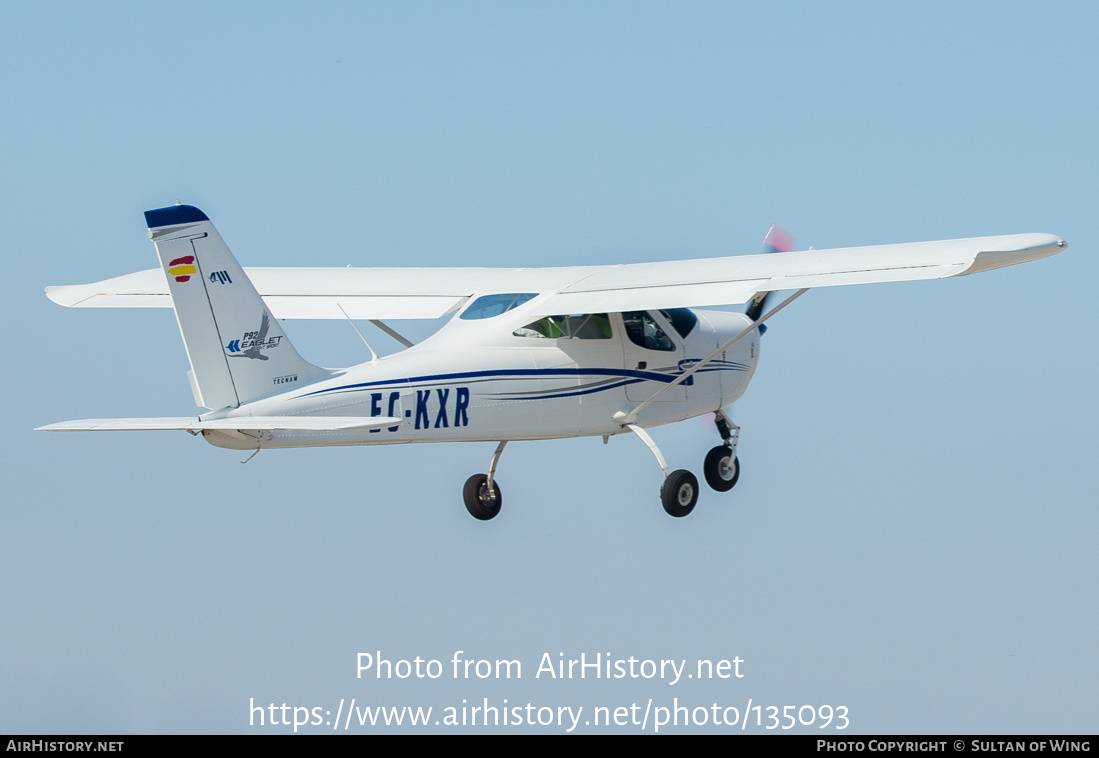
703, 445, 739, 492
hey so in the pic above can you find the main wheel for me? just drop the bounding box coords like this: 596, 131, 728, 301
661, 469, 699, 518
703, 446, 740, 492
463, 473, 502, 521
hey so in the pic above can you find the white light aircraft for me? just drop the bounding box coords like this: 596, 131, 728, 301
39, 205, 1066, 520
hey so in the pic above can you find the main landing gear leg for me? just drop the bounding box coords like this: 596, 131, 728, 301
626, 424, 699, 518
463, 441, 507, 521
704, 409, 740, 493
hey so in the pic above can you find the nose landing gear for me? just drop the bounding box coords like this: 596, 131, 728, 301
703, 446, 740, 492
703, 409, 740, 493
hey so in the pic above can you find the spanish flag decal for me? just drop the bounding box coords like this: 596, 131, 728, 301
168, 255, 197, 283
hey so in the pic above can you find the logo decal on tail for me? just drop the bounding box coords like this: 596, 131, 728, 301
168, 255, 196, 282
225, 312, 282, 361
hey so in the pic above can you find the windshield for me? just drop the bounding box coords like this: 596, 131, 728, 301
659, 308, 698, 338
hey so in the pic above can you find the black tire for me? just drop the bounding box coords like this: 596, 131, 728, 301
661, 469, 699, 518
463, 473, 502, 521
703, 446, 740, 492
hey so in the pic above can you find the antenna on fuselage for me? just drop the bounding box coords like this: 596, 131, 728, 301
336, 302, 378, 362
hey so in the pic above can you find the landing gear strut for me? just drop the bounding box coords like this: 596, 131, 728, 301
463, 441, 507, 521
625, 423, 701, 518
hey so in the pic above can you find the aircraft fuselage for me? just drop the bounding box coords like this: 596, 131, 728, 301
201, 305, 759, 451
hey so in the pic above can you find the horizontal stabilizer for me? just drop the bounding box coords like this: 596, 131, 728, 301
36, 416, 401, 432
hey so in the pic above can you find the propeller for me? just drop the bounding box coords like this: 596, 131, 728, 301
746, 224, 796, 327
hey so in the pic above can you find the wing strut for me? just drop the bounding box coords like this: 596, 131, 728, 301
616, 287, 810, 426
369, 319, 415, 348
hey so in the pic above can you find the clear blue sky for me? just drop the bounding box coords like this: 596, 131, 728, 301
2, 1, 1095, 733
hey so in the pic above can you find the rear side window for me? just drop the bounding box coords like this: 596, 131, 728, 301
514, 314, 612, 339
460, 293, 537, 320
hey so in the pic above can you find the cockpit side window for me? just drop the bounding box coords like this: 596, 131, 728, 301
659, 308, 698, 338
622, 311, 676, 351
514, 313, 612, 339
460, 293, 537, 320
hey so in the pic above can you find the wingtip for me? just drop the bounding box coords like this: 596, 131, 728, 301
44, 284, 84, 308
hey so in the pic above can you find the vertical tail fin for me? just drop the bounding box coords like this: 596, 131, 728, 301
145, 204, 327, 410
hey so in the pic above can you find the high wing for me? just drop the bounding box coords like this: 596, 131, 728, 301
46, 233, 1065, 320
